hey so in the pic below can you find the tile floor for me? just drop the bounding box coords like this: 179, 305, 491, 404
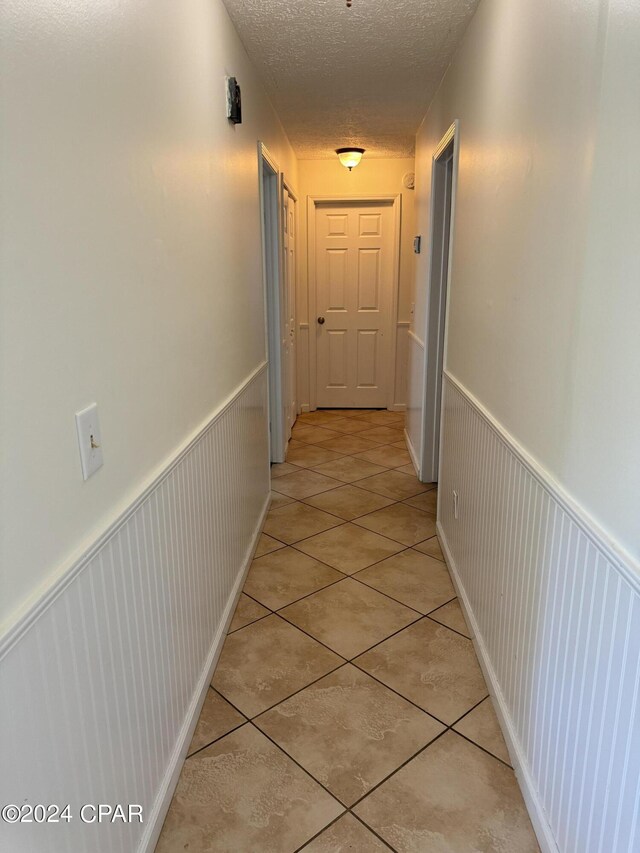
156, 409, 540, 853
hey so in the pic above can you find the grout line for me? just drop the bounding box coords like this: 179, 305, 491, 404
448, 693, 492, 726
349, 812, 398, 851
450, 727, 514, 770
347, 728, 450, 810
185, 718, 249, 760
291, 812, 349, 853
290, 541, 411, 575
426, 612, 473, 640
349, 656, 449, 728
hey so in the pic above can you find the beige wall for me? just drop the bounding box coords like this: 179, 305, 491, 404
0, 0, 297, 631
296, 158, 416, 408
409, 0, 640, 559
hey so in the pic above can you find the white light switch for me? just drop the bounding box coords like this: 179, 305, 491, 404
75, 403, 103, 480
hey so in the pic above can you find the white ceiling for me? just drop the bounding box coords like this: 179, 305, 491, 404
222, 0, 480, 159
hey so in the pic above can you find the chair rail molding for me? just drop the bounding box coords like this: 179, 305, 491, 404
437, 369, 640, 853
0, 362, 271, 853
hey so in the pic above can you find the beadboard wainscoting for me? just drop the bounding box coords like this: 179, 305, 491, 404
0, 363, 270, 853
438, 371, 640, 853
405, 329, 424, 472
392, 321, 410, 411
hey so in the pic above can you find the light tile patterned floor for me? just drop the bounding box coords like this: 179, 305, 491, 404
156, 410, 540, 853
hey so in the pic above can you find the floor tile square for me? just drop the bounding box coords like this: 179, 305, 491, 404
403, 489, 438, 514
254, 533, 286, 558
354, 411, 405, 426
270, 491, 295, 509
287, 444, 345, 468
228, 593, 270, 632
354, 503, 437, 545
358, 469, 431, 501
187, 689, 245, 756
396, 463, 418, 476
429, 598, 471, 638
271, 462, 301, 478
355, 619, 487, 723
243, 548, 343, 610
304, 484, 395, 520
294, 523, 404, 574
280, 578, 419, 659
339, 409, 381, 418
354, 731, 539, 852
263, 502, 343, 544
453, 697, 511, 765
212, 615, 342, 717
256, 665, 444, 806
298, 411, 345, 426
272, 469, 342, 500
356, 445, 412, 468
301, 814, 389, 851
311, 456, 388, 483
414, 534, 445, 561
355, 549, 455, 614
292, 425, 342, 445
357, 426, 405, 443
316, 434, 382, 455
157, 724, 342, 853
322, 417, 374, 434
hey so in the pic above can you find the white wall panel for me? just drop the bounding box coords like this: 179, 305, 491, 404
438, 372, 640, 853
392, 321, 410, 410
405, 330, 424, 469
0, 366, 269, 853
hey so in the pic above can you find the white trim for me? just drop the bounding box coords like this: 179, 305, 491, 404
438, 522, 559, 853
404, 427, 420, 475
307, 194, 402, 411
141, 492, 270, 853
258, 142, 286, 462
444, 369, 640, 591
0, 361, 268, 660
420, 120, 460, 483
407, 327, 425, 349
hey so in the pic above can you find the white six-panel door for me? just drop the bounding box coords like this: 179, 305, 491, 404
315, 201, 395, 407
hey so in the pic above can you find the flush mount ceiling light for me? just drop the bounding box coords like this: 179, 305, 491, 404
336, 147, 365, 171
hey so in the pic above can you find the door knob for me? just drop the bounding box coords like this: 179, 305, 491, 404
317, 316, 325, 325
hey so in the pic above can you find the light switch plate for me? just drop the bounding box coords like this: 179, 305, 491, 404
75, 403, 103, 480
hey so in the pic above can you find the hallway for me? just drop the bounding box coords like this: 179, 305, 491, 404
156, 410, 539, 852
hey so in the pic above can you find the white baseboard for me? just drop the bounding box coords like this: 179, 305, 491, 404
437, 521, 559, 853
404, 427, 420, 477
141, 493, 270, 853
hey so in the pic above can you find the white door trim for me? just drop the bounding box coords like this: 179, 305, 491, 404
258, 141, 287, 462
419, 120, 460, 481
307, 194, 402, 411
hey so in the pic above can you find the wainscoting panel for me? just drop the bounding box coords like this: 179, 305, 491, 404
0, 364, 270, 853
392, 321, 410, 410
405, 329, 425, 472
438, 371, 640, 853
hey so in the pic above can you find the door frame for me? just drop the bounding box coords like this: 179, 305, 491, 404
307, 194, 402, 411
258, 141, 287, 463
419, 120, 460, 482
282, 181, 298, 434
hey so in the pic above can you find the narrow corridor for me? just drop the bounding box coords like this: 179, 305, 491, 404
156, 410, 539, 852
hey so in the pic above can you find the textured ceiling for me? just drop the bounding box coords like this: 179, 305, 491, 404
222, 0, 480, 158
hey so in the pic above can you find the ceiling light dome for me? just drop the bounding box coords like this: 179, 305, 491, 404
336, 147, 365, 171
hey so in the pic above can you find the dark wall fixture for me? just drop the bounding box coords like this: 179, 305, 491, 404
226, 76, 242, 124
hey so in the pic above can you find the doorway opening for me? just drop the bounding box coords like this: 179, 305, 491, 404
420, 121, 459, 483
282, 183, 298, 439
308, 195, 401, 411
259, 143, 287, 463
